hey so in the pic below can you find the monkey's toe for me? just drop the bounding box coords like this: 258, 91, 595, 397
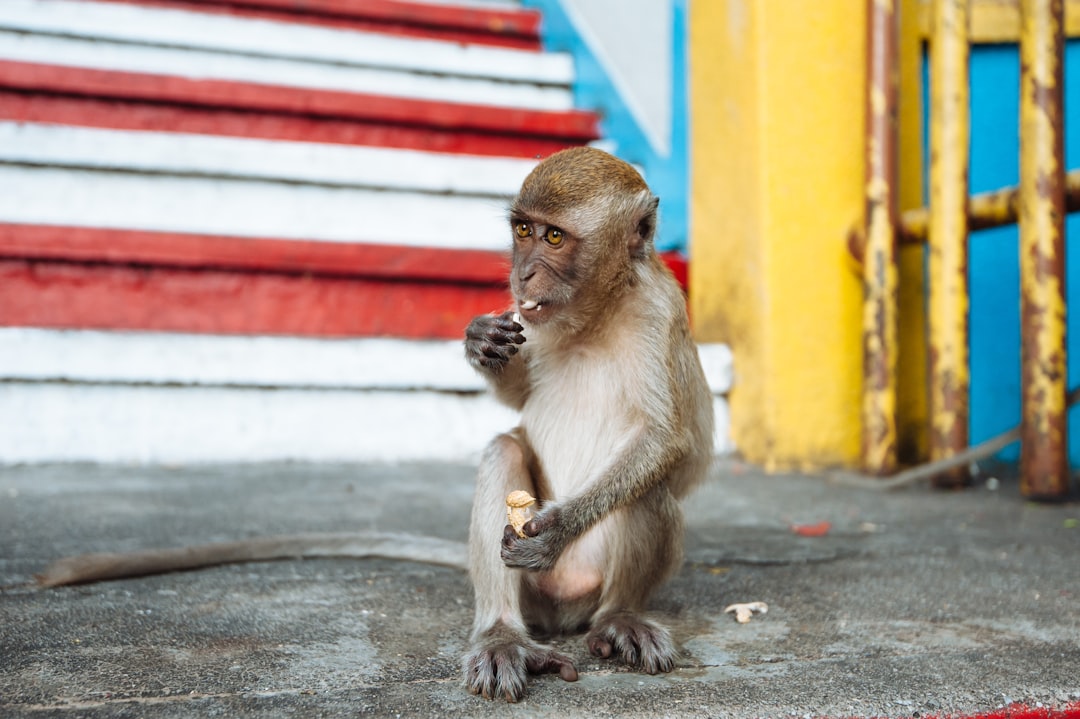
525, 648, 579, 683
463, 646, 528, 702
587, 613, 678, 674
463, 625, 577, 703
587, 634, 613, 659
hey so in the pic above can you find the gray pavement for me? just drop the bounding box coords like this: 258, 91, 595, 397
1, 459, 1079, 718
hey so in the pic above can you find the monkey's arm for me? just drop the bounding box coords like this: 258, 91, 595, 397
464, 311, 530, 409
502, 421, 689, 571
36, 532, 467, 587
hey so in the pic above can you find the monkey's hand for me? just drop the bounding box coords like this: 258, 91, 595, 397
465, 311, 525, 375
500, 507, 567, 571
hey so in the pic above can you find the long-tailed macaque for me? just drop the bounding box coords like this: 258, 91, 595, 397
33, 147, 714, 704
462, 146, 714, 701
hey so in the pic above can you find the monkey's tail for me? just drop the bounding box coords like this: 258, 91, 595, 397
35, 532, 469, 588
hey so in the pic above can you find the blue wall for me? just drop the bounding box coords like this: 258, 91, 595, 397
521, 0, 690, 254
958, 41, 1080, 461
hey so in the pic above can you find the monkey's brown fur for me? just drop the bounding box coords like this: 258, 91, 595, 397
462, 147, 714, 701
35, 147, 714, 705
35, 533, 467, 588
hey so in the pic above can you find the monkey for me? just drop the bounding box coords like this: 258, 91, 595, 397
461, 146, 714, 701
32, 147, 714, 705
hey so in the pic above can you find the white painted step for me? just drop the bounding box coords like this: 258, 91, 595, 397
0, 329, 735, 464
0, 165, 515, 250
0, 328, 734, 395
0, 329, 488, 392
0, 0, 573, 110
1, 123, 537, 198
0, 382, 521, 464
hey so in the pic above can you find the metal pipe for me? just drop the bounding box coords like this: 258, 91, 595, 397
1019, 0, 1069, 499
862, 0, 900, 475
927, 0, 972, 488
895, 169, 1080, 243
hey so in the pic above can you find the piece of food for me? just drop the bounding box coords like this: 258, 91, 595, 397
724, 601, 768, 624
506, 491, 537, 538
790, 521, 832, 537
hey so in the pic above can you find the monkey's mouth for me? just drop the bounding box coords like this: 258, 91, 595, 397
519, 299, 542, 312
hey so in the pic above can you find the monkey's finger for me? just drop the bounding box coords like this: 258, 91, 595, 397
469, 327, 523, 350
496, 309, 524, 328
480, 342, 518, 359
489, 315, 526, 341
489, 327, 525, 346
501, 524, 519, 547
475, 357, 513, 372
526, 652, 579, 683
465, 318, 521, 345
522, 509, 557, 537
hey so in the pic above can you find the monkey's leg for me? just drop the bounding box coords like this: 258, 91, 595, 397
586, 486, 683, 674
462, 431, 577, 702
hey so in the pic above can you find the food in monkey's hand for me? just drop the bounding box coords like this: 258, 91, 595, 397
505, 491, 537, 538
724, 601, 768, 624
513, 312, 523, 325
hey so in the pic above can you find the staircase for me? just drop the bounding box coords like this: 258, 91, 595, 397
0, 0, 731, 463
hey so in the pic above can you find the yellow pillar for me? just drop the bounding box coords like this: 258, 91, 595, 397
689, 0, 867, 469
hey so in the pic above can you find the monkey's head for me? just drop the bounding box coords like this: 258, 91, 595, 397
508, 147, 659, 329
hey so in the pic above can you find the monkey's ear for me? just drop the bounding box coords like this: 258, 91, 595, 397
630, 193, 660, 257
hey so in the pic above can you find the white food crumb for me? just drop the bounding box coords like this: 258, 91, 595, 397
724, 601, 768, 624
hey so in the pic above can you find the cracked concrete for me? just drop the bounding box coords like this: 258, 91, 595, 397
2, 460, 1079, 718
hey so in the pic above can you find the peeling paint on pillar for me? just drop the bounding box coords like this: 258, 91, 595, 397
927, 0, 971, 487
1019, 0, 1069, 499
862, 0, 900, 475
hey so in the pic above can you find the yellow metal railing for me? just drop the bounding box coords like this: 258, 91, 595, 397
859, 0, 1073, 497
861, 0, 901, 477
1018, 0, 1069, 497
926, 0, 973, 488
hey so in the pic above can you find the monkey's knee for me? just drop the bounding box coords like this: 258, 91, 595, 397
480, 429, 532, 480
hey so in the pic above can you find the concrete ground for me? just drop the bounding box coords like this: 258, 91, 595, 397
1, 459, 1079, 718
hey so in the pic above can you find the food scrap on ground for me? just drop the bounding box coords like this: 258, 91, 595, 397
790, 521, 832, 537
724, 601, 769, 624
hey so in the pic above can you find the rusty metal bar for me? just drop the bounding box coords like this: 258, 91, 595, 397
1019, 0, 1070, 498
847, 171, 1080, 264
862, 0, 900, 475
894, 169, 1080, 242
927, 0, 972, 488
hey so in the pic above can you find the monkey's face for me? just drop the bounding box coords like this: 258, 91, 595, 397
508, 214, 579, 325
507, 147, 657, 326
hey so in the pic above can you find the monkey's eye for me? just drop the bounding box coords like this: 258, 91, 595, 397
514, 222, 532, 238
545, 228, 564, 246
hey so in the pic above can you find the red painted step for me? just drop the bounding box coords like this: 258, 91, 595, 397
0, 224, 689, 340
0, 224, 510, 285
87, 0, 544, 49
0, 259, 508, 340
0, 61, 600, 158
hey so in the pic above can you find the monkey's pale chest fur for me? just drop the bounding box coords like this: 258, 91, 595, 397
520, 342, 640, 501
518, 337, 646, 602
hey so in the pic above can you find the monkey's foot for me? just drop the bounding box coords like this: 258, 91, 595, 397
463, 625, 578, 702
586, 612, 678, 675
